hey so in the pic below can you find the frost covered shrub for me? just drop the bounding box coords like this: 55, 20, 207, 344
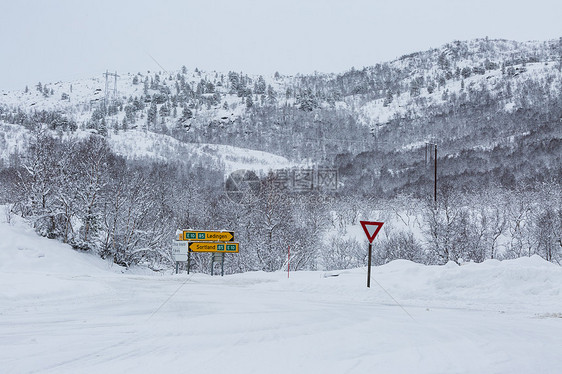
377, 231, 426, 264
33, 215, 57, 239
322, 237, 365, 270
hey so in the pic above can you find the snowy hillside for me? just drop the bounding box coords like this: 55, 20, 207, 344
108, 130, 295, 174
1, 37, 561, 183
0, 123, 294, 175
1, 39, 559, 131
1, 210, 561, 374
358, 58, 560, 128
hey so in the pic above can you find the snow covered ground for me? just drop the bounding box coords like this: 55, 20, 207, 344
1, 211, 561, 374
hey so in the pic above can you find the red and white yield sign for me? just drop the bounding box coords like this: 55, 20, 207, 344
360, 220, 384, 288
360, 221, 384, 243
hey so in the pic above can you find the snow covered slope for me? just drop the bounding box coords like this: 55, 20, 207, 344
1, 211, 561, 374
0, 123, 294, 175
108, 129, 294, 174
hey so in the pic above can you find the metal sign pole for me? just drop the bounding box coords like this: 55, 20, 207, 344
187, 252, 191, 274
175, 261, 179, 274
360, 221, 384, 288
367, 243, 372, 288
221, 253, 225, 276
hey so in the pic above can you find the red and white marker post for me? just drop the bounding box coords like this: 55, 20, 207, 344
360, 221, 384, 288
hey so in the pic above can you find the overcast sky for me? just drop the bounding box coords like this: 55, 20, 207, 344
1, 0, 561, 91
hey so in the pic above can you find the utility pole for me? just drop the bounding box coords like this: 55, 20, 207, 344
426, 142, 438, 203
103, 70, 120, 133
434, 144, 437, 203
103, 70, 120, 114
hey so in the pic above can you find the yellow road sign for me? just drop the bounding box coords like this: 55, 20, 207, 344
182, 230, 235, 242
188, 242, 239, 253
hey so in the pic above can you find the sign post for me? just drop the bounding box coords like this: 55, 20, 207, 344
188, 242, 239, 253
172, 241, 189, 263
176, 229, 238, 276
172, 240, 189, 274
182, 230, 234, 242
360, 221, 384, 288
211, 252, 226, 276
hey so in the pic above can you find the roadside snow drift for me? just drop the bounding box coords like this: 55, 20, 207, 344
1, 213, 561, 374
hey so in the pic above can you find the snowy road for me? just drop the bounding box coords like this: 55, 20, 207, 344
1, 219, 562, 373
2, 270, 562, 374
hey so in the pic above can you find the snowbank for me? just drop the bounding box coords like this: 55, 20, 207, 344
1, 212, 561, 374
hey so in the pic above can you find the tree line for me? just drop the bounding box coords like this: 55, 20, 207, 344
1, 130, 560, 272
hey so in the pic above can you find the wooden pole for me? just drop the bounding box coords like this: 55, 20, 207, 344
434, 145, 437, 203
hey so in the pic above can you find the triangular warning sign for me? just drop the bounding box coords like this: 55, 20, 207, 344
360, 221, 384, 243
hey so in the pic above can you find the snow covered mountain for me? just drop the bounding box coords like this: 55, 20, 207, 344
0, 37, 560, 271
1, 38, 560, 189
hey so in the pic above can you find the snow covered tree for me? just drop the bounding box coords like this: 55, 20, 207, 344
15, 131, 61, 220
267, 84, 277, 104
383, 90, 393, 107
297, 89, 318, 111
423, 185, 467, 264
254, 75, 266, 95
246, 95, 253, 108
147, 101, 158, 130
74, 136, 111, 250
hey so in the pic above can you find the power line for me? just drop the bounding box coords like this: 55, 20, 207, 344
360, 266, 416, 322
148, 273, 194, 320
146, 52, 168, 74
